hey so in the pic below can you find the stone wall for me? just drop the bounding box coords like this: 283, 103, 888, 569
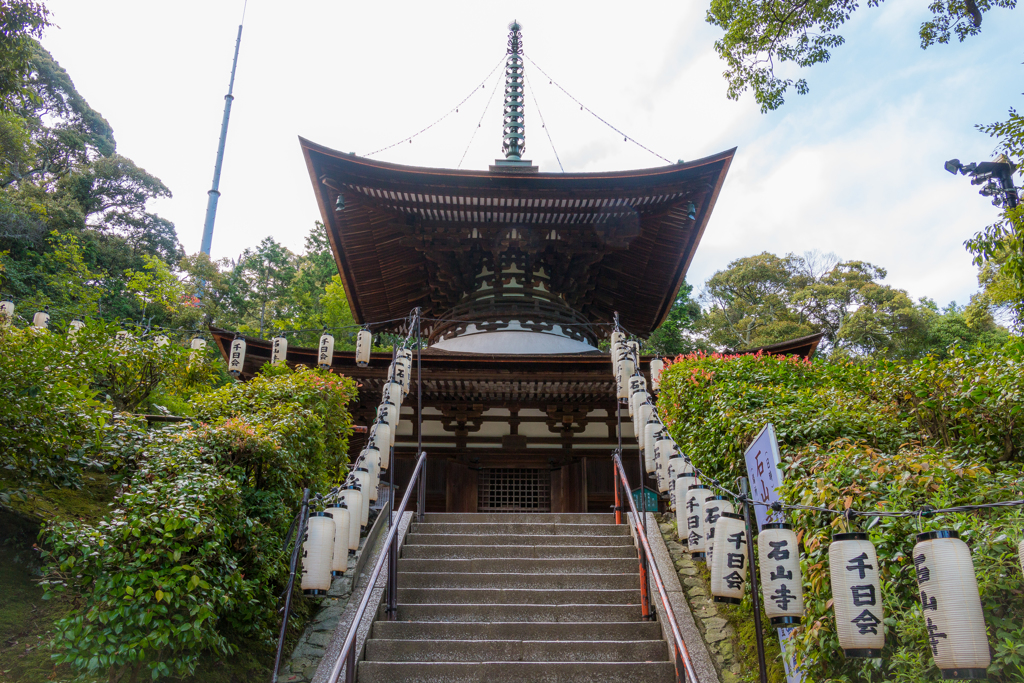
656, 514, 744, 683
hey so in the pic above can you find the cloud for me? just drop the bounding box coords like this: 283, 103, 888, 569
41, 0, 1022, 313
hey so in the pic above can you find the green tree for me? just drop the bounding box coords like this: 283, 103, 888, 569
642, 280, 708, 356
0, 0, 49, 104
699, 251, 815, 349
705, 0, 1017, 112
231, 237, 296, 337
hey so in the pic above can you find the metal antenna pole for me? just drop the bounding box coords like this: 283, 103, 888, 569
200, 8, 245, 256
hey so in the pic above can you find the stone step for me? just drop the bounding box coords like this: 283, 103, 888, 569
371, 620, 666, 642
397, 572, 640, 590
398, 557, 638, 575
418, 513, 616, 524
396, 604, 642, 623
356, 661, 676, 683
404, 533, 631, 547
410, 523, 630, 537
398, 588, 638, 605
401, 544, 636, 560
364, 638, 670, 663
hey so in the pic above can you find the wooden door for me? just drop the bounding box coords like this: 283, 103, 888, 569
446, 460, 478, 512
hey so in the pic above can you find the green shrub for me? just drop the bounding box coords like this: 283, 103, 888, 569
658, 347, 1024, 682
41, 365, 357, 682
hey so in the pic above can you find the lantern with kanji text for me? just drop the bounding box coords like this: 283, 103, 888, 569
829, 532, 884, 657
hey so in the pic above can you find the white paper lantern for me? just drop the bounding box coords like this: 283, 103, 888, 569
300, 512, 335, 595
153, 335, 169, 347
325, 503, 350, 576
669, 465, 695, 512
643, 417, 662, 474
339, 486, 363, 548
32, 310, 49, 329
69, 320, 85, 335
912, 530, 990, 678
626, 340, 640, 363
352, 468, 371, 526
655, 437, 679, 488
759, 523, 804, 626
674, 473, 699, 533
631, 391, 650, 431
360, 451, 380, 501
190, 337, 207, 350
667, 458, 690, 512
650, 358, 665, 390
659, 455, 683, 494
615, 359, 634, 399
628, 374, 647, 403
383, 380, 405, 408
271, 334, 288, 364
0, 300, 14, 324
378, 400, 399, 434
683, 484, 713, 557
703, 496, 735, 569
228, 337, 246, 375
389, 361, 408, 395
370, 422, 392, 463
710, 512, 749, 604
355, 329, 372, 366
398, 355, 412, 396
829, 532, 884, 657
318, 333, 335, 369
611, 330, 624, 347
635, 402, 653, 447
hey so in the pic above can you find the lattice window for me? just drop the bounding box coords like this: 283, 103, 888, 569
478, 468, 550, 512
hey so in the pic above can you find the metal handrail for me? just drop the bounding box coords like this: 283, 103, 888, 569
613, 452, 699, 683
326, 451, 428, 683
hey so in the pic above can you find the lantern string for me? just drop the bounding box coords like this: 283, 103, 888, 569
363, 55, 507, 158
522, 53, 673, 165
613, 319, 1024, 520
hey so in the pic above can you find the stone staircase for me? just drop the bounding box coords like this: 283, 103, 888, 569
357, 512, 676, 682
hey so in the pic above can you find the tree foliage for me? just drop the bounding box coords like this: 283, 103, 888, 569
705, 0, 1017, 112
697, 250, 1008, 357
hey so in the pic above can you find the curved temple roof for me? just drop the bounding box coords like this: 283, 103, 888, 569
301, 138, 734, 337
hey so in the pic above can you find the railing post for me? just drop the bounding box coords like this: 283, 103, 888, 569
386, 443, 398, 620
415, 310, 425, 522
740, 478, 769, 683
345, 643, 355, 683
271, 488, 309, 683
613, 451, 622, 526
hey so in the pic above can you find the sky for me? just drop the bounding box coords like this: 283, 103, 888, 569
40, 0, 1023, 309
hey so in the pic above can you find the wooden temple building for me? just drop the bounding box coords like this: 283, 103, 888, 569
211, 23, 820, 515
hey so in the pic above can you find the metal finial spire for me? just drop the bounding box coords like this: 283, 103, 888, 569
502, 21, 525, 160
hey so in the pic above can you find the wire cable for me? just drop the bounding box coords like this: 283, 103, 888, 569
524, 53, 672, 165
458, 63, 505, 169
524, 70, 564, 173
364, 56, 506, 158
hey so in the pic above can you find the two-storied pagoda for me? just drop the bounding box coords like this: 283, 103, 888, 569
212, 23, 818, 513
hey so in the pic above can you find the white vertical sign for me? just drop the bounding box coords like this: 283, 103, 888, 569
743, 423, 784, 531
744, 423, 804, 683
